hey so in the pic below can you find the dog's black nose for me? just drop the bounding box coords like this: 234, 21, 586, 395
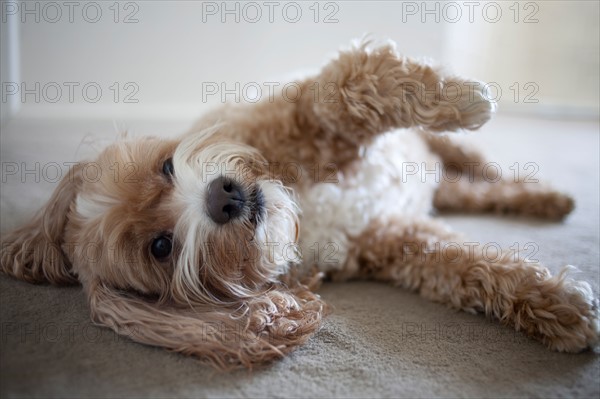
206, 176, 246, 224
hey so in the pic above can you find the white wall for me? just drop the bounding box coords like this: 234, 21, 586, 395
444, 0, 599, 117
1, 1, 598, 122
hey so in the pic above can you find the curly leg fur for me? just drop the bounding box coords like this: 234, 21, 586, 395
434, 179, 575, 220
423, 133, 575, 220
191, 42, 494, 177
309, 42, 494, 136
338, 218, 598, 352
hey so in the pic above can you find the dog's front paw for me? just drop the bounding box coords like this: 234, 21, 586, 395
514, 270, 599, 352
245, 288, 325, 362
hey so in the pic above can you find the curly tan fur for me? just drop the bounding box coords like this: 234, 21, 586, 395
190, 42, 494, 181
89, 279, 325, 369
434, 179, 575, 220
423, 133, 575, 220
339, 218, 598, 352
0, 164, 83, 285
0, 40, 597, 369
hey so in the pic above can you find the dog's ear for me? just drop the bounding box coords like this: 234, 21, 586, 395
0, 164, 83, 284
87, 278, 325, 369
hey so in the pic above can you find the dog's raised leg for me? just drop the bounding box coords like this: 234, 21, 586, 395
192, 42, 494, 177
334, 217, 598, 352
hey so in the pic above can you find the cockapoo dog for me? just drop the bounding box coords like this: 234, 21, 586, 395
1, 41, 598, 369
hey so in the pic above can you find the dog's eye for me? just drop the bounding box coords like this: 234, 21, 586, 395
151, 235, 172, 260
162, 158, 174, 177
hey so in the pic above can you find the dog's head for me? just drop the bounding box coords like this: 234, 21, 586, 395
0, 128, 323, 369
69, 128, 299, 303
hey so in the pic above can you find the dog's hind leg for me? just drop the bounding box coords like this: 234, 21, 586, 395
333, 217, 598, 352
423, 133, 574, 221
434, 179, 574, 221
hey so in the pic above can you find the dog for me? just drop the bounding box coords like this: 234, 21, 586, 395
1, 41, 598, 369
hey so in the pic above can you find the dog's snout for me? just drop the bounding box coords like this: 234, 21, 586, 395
207, 176, 245, 224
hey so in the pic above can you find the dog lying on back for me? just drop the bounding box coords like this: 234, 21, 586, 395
1, 40, 597, 369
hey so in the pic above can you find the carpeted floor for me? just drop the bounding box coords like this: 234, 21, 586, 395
1, 115, 598, 398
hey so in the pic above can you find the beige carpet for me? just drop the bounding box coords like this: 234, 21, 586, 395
1, 115, 599, 398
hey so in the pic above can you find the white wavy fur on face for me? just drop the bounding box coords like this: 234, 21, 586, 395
169, 128, 299, 304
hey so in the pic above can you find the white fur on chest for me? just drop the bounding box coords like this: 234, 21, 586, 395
295, 130, 440, 273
